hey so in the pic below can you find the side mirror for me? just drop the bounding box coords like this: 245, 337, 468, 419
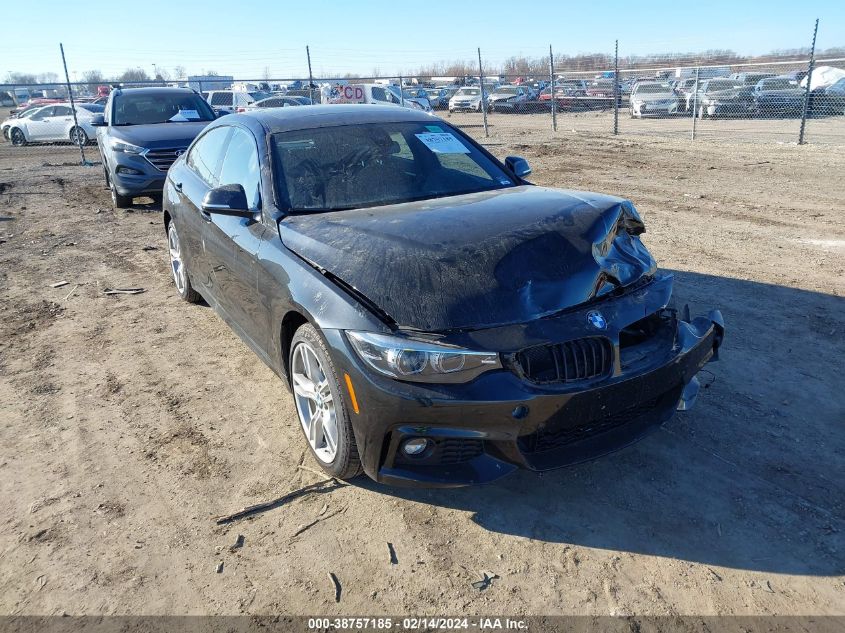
202, 184, 254, 218
90, 114, 106, 127
505, 155, 532, 178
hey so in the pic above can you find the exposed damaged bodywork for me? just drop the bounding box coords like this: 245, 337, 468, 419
278, 186, 657, 332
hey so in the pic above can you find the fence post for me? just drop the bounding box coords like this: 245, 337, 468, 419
306, 45, 314, 104
613, 40, 619, 135
478, 47, 488, 137
691, 67, 700, 141
59, 43, 89, 166
399, 75, 405, 107
798, 18, 819, 145
549, 44, 557, 132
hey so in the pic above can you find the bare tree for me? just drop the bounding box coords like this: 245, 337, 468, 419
173, 65, 186, 79
118, 68, 151, 84
81, 70, 106, 91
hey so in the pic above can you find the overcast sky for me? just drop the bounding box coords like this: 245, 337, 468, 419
3, 0, 843, 80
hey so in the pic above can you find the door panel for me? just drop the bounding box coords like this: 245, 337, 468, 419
174, 126, 232, 300
202, 127, 266, 347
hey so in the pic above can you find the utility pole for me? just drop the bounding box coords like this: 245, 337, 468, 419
306, 45, 314, 104
59, 43, 89, 166
798, 18, 819, 145
613, 40, 619, 135
549, 44, 557, 132
478, 47, 488, 137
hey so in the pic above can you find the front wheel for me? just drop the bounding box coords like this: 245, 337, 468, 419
167, 222, 201, 303
110, 178, 133, 209
290, 323, 362, 480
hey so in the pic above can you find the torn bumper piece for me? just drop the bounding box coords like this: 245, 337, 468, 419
326, 302, 725, 488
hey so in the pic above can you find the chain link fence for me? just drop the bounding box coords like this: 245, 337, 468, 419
2, 45, 844, 166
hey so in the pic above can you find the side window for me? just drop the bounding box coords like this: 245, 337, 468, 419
210, 92, 233, 106
53, 106, 72, 116
32, 107, 54, 120
371, 87, 386, 102
218, 128, 261, 210
186, 127, 231, 187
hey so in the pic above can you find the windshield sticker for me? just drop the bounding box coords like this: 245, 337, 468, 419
498, 178, 512, 185
169, 109, 199, 121
415, 132, 470, 154
424, 125, 444, 132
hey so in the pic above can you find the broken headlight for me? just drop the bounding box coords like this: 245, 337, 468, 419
346, 331, 501, 383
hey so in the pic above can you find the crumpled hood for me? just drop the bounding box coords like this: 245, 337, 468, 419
108, 121, 211, 150
278, 186, 657, 332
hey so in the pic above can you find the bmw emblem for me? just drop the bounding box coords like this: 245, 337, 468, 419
587, 310, 607, 330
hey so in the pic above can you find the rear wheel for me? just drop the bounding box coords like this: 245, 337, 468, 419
290, 323, 362, 480
69, 126, 88, 145
9, 128, 25, 146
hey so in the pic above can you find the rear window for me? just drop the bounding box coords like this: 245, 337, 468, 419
210, 92, 233, 106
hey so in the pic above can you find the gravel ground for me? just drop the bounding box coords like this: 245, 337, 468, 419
0, 123, 843, 617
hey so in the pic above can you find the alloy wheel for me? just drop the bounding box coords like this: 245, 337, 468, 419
167, 224, 187, 295
291, 341, 338, 463
70, 127, 87, 145
10, 129, 24, 146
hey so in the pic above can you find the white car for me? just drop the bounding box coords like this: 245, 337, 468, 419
448, 87, 485, 112
629, 82, 679, 118
5, 103, 103, 146
487, 85, 530, 112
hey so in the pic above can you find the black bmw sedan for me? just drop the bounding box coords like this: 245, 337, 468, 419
162, 105, 724, 487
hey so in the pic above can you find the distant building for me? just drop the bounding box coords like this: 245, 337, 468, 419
186, 75, 234, 91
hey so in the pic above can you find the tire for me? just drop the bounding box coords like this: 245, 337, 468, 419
289, 323, 362, 480
166, 222, 201, 303
9, 128, 26, 147
110, 177, 133, 208
69, 126, 88, 145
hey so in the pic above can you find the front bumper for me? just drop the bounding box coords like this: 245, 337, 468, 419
110, 153, 167, 197
326, 275, 725, 487
632, 102, 679, 117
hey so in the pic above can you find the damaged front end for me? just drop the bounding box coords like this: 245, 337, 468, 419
334, 272, 725, 486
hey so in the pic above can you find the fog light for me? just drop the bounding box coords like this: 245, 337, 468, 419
402, 438, 429, 456
116, 166, 143, 175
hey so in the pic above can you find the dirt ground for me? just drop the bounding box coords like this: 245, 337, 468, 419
0, 121, 843, 618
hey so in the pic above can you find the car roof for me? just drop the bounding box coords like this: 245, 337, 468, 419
113, 86, 197, 96
213, 104, 438, 135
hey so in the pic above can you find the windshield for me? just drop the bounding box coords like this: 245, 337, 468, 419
456, 88, 480, 96
112, 92, 216, 125
272, 121, 515, 213
636, 84, 670, 94
497, 87, 519, 95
